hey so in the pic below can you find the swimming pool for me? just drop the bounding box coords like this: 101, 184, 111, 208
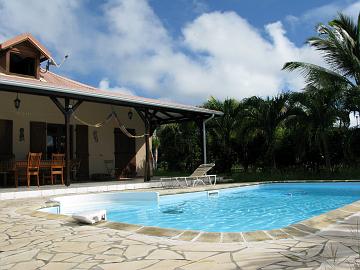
49, 182, 360, 232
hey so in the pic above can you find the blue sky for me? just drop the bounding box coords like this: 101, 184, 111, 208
149, 0, 356, 45
0, 0, 359, 104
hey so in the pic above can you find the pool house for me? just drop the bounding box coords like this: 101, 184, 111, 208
0, 33, 222, 188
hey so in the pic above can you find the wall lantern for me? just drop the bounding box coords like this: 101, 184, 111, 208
128, 109, 133, 120
19, 128, 24, 142
14, 93, 21, 111
93, 130, 99, 143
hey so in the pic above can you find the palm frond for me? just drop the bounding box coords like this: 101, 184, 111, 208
329, 13, 357, 41
283, 61, 354, 86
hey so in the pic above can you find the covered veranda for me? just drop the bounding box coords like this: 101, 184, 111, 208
0, 76, 222, 188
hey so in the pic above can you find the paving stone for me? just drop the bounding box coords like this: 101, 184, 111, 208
282, 227, 310, 237
99, 260, 159, 270
242, 231, 272, 241
179, 260, 221, 270
137, 226, 182, 237
195, 232, 221, 243
94, 254, 125, 263
222, 232, 243, 243
103, 247, 124, 256
176, 231, 200, 241
65, 254, 92, 262
50, 241, 89, 253
100, 222, 142, 232
51, 252, 77, 262
183, 251, 218, 261
266, 229, 291, 240
40, 262, 77, 270
146, 249, 184, 260
83, 245, 110, 255
11, 260, 45, 270
205, 252, 232, 263
142, 259, 189, 270
1, 185, 360, 270
76, 262, 100, 269
124, 245, 157, 259
2, 249, 39, 264
36, 252, 54, 261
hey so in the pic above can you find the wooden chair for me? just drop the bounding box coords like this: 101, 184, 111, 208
26, 152, 42, 187
51, 154, 65, 185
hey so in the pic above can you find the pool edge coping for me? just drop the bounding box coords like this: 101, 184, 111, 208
17, 180, 360, 243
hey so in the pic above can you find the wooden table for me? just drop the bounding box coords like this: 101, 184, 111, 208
15, 160, 52, 169
15, 160, 57, 187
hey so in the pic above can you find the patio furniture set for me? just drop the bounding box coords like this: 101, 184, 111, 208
0, 153, 81, 187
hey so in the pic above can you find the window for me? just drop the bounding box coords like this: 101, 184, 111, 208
9, 52, 36, 76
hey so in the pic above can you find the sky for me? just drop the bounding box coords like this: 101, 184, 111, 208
0, 0, 359, 105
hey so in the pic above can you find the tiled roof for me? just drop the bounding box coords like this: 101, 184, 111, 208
0, 33, 54, 63
0, 34, 222, 118
0, 70, 222, 117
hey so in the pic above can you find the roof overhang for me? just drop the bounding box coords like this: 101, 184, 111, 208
0, 78, 223, 125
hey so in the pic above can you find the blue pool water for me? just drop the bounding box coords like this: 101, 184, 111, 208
64, 182, 360, 232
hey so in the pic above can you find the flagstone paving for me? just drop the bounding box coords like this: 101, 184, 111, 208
2, 187, 360, 269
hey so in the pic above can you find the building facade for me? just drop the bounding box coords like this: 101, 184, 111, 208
0, 33, 222, 186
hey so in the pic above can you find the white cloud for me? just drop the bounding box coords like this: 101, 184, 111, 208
286, 1, 360, 28
343, 1, 360, 18
98, 78, 134, 96
0, 0, 329, 104
192, 0, 209, 14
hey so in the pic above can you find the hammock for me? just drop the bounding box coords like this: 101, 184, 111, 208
112, 111, 149, 139
71, 109, 148, 139
72, 112, 113, 128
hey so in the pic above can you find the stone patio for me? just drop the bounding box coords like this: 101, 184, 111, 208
2, 183, 360, 269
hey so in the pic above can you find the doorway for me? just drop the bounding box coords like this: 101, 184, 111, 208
114, 128, 136, 178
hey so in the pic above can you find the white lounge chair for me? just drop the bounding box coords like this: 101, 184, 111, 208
160, 163, 216, 188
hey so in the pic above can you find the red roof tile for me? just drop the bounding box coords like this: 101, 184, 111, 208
0, 70, 221, 115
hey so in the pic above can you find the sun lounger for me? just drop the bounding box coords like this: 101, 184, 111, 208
160, 163, 216, 188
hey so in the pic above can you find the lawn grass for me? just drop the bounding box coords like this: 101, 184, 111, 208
153, 169, 189, 177
231, 167, 360, 183
155, 167, 360, 182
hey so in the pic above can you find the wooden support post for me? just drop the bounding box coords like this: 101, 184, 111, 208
64, 98, 71, 186
50, 97, 82, 186
135, 108, 152, 182
196, 120, 205, 164
144, 110, 151, 182
202, 119, 207, 164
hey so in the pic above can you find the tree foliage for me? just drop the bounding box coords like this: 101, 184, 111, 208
156, 12, 360, 176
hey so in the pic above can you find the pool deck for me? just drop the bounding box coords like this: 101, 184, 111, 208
2, 182, 360, 269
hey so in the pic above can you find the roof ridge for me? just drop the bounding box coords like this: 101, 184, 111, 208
47, 72, 204, 109
46, 70, 99, 92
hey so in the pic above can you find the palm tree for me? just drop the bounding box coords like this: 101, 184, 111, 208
241, 93, 294, 169
282, 12, 358, 170
289, 80, 349, 170
203, 97, 240, 172
283, 12, 359, 89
